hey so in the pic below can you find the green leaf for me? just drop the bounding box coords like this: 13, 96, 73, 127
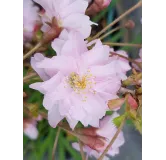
59, 139, 65, 160
133, 118, 142, 134
113, 114, 125, 127
106, 111, 114, 115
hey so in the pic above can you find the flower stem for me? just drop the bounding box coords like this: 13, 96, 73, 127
99, 26, 121, 40
78, 139, 85, 160
52, 127, 61, 160
97, 117, 126, 160
103, 42, 142, 48
23, 73, 37, 82
23, 41, 43, 61
89, 1, 142, 41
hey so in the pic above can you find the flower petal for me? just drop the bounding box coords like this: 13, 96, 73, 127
31, 53, 50, 81
48, 103, 64, 128
37, 56, 77, 75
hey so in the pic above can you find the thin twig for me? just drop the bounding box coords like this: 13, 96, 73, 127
89, 1, 142, 41
97, 117, 126, 160
99, 26, 121, 40
52, 128, 61, 160
78, 139, 85, 160
23, 73, 37, 82
103, 42, 142, 48
23, 41, 43, 61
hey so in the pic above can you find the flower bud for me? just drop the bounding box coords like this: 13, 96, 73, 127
127, 94, 138, 110
125, 20, 135, 29
103, 0, 112, 7
41, 17, 62, 44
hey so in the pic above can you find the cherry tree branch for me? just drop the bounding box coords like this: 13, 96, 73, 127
78, 139, 85, 160
52, 128, 61, 160
89, 1, 142, 41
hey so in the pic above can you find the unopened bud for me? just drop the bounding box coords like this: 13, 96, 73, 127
77, 134, 106, 151
125, 20, 135, 29
127, 94, 138, 110
42, 17, 62, 44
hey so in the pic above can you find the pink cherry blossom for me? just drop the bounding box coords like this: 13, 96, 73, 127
23, 0, 40, 42
33, 0, 96, 39
72, 112, 125, 159
30, 31, 121, 129
52, 30, 130, 81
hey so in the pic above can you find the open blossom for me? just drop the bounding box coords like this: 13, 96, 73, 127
30, 31, 122, 129
34, 0, 96, 39
23, 0, 40, 42
52, 30, 130, 81
72, 112, 125, 159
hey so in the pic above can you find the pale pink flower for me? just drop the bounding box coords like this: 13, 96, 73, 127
23, 119, 38, 140
23, 0, 40, 42
52, 30, 130, 81
109, 49, 131, 80
72, 112, 125, 159
30, 31, 121, 129
33, 0, 96, 39
132, 49, 142, 71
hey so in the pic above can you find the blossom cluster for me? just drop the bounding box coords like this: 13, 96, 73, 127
23, 0, 134, 158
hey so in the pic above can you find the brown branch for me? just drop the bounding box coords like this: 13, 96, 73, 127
23, 73, 37, 82
23, 41, 43, 61
89, 1, 142, 41
103, 42, 142, 48
78, 139, 85, 160
52, 127, 61, 160
99, 26, 121, 40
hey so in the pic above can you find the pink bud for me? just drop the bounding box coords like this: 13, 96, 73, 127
77, 134, 106, 151
127, 95, 138, 109
103, 0, 112, 7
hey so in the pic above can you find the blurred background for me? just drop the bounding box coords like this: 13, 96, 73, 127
23, 0, 142, 159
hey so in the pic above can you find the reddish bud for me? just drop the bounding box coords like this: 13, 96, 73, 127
77, 134, 106, 152
127, 95, 138, 110
42, 17, 62, 44
125, 20, 135, 29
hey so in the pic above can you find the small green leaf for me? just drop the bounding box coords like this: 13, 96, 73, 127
106, 111, 113, 115
113, 114, 125, 127
133, 118, 142, 134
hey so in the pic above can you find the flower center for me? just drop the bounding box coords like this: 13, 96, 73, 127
67, 71, 96, 95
